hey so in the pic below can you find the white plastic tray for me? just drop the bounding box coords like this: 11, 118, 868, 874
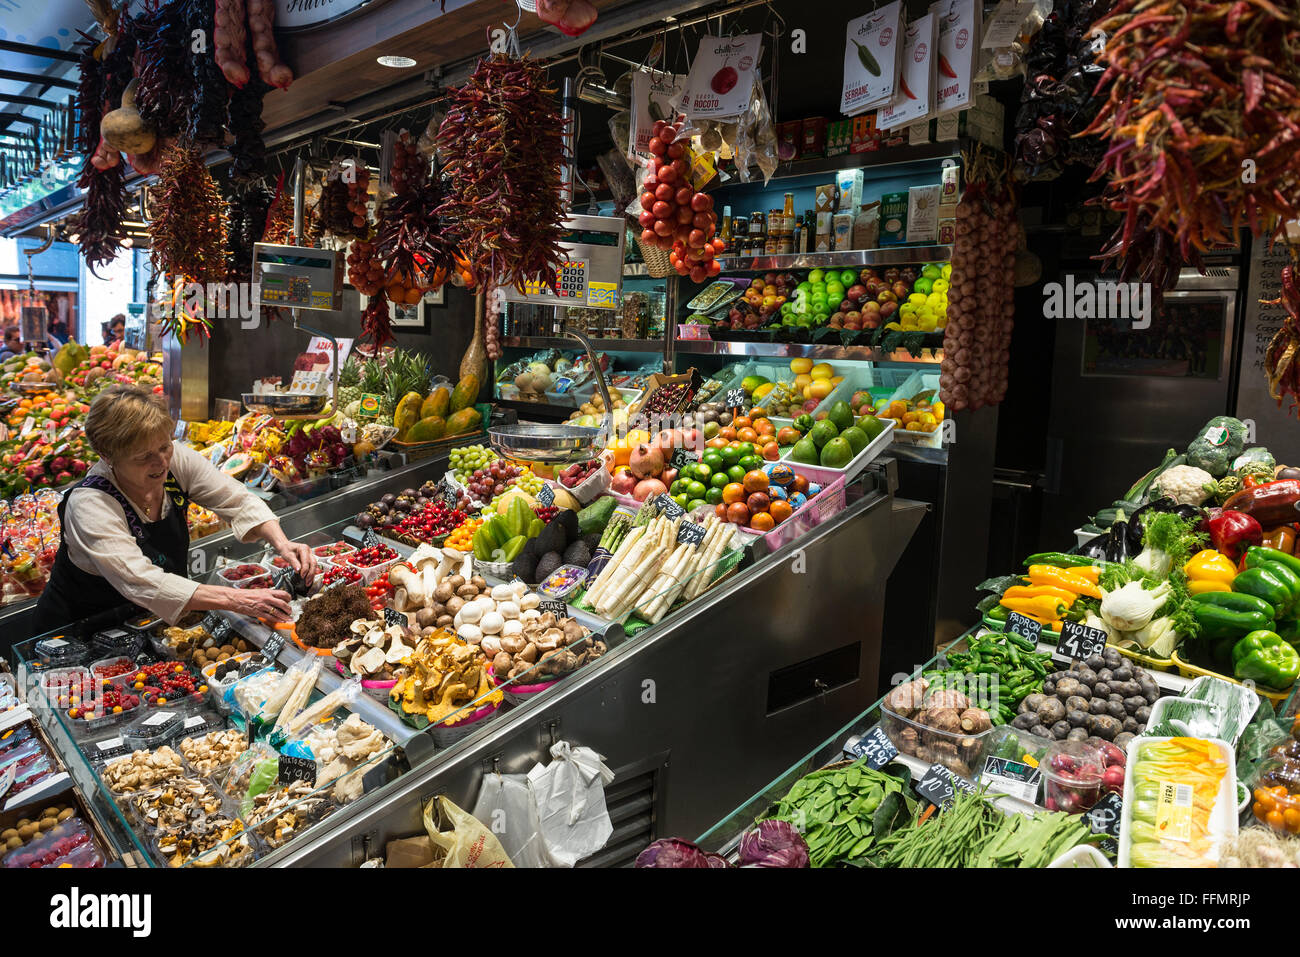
780, 416, 896, 481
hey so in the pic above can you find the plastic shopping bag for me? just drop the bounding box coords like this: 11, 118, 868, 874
422, 795, 514, 868
527, 741, 616, 867
471, 772, 549, 868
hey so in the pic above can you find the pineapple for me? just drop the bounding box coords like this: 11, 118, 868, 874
350, 358, 386, 418
337, 355, 363, 408
381, 349, 428, 421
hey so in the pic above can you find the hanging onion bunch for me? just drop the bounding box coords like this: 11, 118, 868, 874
149, 145, 229, 287
436, 54, 569, 291
375, 133, 459, 305
1082, 0, 1300, 286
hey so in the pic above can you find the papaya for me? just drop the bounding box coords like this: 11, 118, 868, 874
393, 391, 424, 437
406, 415, 446, 443
450, 374, 479, 412
51, 341, 87, 377
421, 387, 450, 420
444, 406, 482, 436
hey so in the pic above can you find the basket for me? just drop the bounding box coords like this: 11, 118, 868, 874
475, 558, 514, 578
635, 235, 673, 279
431, 698, 502, 748
333, 659, 398, 700
287, 623, 337, 658
1110, 642, 1179, 674
503, 677, 561, 708
1169, 650, 1290, 706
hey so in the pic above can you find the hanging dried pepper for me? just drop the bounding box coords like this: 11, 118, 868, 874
149, 145, 229, 287
1264, 258, 1300, 414
72, 24, 134, 273
184, 0, 229, 147
227, 70, 269, 184
1082, 0, 1300, 288
436, 54, 569, 291
374, 132, 459, 304
261, 173, 295, 245
130, 0, 193, 140
360, 288, 393, 351
225, 180, 272, 281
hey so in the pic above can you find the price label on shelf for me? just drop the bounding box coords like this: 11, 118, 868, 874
980, 756, 1042, 802
653, 493, 685, 519
677, 521, 708, 546
537, 484, 555, 508
723, 387, 746, 409
844, 726, 898, 769
1056, 620, 1107, 661
913, 763, 977, 809
261, 631, 286, 663
383, 607, 407, 628
670, 447, 699, 470
278, 754, 317, 787
361, 528, 380, 548
1088, 791, 1123, 838
538, 598, 567, 617
1005, 611, 1042, 644
142, 710, 176, 728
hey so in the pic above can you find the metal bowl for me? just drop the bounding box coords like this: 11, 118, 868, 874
489, 423, 605, 464
11, 381, 58, 395
241, 392, 328, 416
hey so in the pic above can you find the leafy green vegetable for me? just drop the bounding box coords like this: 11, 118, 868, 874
1134, 510, 1207, 579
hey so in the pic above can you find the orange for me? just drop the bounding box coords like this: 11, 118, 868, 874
722, 483, 747, 504
726, 502, 751, 525
770, 500, 793, 524
715, 503, 728, 520
742, 470, 769, 494
749, 511, 775, 532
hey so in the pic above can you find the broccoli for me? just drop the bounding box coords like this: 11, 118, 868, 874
1206, 416, 1247, 457
1186, 416, 1247, 477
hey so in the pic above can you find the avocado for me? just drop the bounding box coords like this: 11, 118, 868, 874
809, 418, 839, 449
534, 551, 564, 584
790, 436, 820, 465
827, 400, 854, 432
840, 425, 869, 456
820, 436, 853, 469
558, 508, 581, 545
536, 519, 567, 555
511, 552, 539, 583
521, 535, 543, 558
563, 540, 592, 568
580, 532, 602, 551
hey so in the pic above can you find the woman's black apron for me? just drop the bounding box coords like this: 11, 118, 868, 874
33, 474, 190, 635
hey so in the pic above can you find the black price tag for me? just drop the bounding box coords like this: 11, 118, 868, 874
724, 387, 746, 409
1056, 620, 1108, 661
913, 763, 977, 809
383, 607, 407, 628
537, 484, 555, 508
361, 528, 380, 548
669, 447, 699, 470
1005, 611, 1042, 644
278, 754, 317, 786
239, 656, 267, 677
261, 631, 286, 663
844, 726, 898, 769
980, 755, 1042, 801
653, 493, 685, 518
1087, 791, 1123, 838
677, 521, 708, 546
1098, 837, 1118, 856
206, 615, 231, 642
539, 598, 567, 617
201, 612, 222, 633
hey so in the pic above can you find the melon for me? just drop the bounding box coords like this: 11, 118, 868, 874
450, 374, 479, 412
421, 387, 450, 420
405, 415, 446, 443
444, 406, 482, 436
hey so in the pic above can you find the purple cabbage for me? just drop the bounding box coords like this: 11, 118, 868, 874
737, 820, 810, 868
634, 838, 712, 868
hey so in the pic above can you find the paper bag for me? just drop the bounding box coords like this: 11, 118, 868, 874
422, 795, 515, 868
527, 741, 616, 868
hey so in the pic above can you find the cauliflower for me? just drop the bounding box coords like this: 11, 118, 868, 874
1149, 464, 1214, 506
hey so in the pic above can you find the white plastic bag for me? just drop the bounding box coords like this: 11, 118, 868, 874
471, 772, 549, 868
527, 741, 615, 867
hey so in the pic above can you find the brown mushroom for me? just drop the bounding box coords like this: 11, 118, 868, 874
433, 582, 454, 603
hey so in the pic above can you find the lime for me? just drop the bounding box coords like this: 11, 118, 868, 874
673, 493, 691, 510
719, 445, 741, 466
727, 464, 746, 482
686, 480, 707, 500
687, 498, 708, 512
702, 450, 724, 470
705, 487, 724, 505
670, 479, 688, 496
710, 471, 730, 489
739, 454, 763, 472
736, 442, 755, 458
694, 462, 712, 481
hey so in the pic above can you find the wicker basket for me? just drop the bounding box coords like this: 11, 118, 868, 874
635, 235, 674, 279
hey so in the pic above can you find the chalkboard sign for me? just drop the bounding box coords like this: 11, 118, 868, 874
913, 763, 977, 809
278, 754, 317, 786
539, 598, 568, 617
670, 447, 700, 470
261, 631, 286, 663
1056, 620, 1108, 661
537, 483, 555, 508
434, 478, 459, 510
361, 528, 380, 548
201, 612, 231, 643
1087, 791, 1123, 838
677, 521, 708, 546
723, 387, 746, 409
980, 755, 1041, 802
844, 726, 898, 769
653, 493, 685, 518
1005, 611, 1042, 645
383, 607, 407, 628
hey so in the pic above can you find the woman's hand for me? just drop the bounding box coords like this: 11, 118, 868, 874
275, 540, 319, 587
226, 586, 294, 622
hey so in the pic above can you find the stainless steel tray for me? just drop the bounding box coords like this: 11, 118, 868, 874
489, 423, 604, 465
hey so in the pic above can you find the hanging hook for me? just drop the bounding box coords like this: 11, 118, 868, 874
764, 1, 786, 39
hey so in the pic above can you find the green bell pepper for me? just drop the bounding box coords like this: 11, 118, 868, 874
1244, 545, 1300, 581
1188, 592, 1274, 640
1232, 566, 1295, 616
1232, 630, 1300, 691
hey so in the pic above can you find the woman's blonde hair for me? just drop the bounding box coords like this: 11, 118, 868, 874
84, 385, 173, 462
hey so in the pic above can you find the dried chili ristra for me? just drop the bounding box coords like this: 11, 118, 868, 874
436, 54, 569, 292
261, 173, 294, 245
225, 180, 272, 281
149, 145, 229, 287
129, 0, 192, 139
184, 0, 230, 147
360, 288, 394, 351
72, 28, 132, 273
374, 132, 458, 304
1265, 259, 1300, 414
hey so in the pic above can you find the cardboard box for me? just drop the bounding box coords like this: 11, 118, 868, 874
907, 185, 941, 244
826, 119, 852, 156
835, 169, 864, 212
880, 192, 909, 245
815, 212, 834, 252
815, 184, 838, 213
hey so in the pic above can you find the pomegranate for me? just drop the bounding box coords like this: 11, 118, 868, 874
633, 478, 668, 502
628, 442, 665, 480
610, 470, 638, 496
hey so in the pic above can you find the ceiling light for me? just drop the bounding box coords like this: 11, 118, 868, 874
377, 55, 417, 68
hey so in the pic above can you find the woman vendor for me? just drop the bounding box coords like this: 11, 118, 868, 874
34, 384, 318, 632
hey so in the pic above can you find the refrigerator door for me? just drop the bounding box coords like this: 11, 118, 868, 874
1041, 267, 1239, 546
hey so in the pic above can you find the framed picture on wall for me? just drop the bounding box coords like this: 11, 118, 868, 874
423, 286, 446, 307
359, 294, 430, 333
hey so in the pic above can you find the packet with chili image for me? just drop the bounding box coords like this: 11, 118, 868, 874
841, 1, 905, 116
676, 33, 763, 120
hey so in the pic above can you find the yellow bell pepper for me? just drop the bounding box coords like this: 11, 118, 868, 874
1183, 549, 1237, 586
1188, 579, 1232, 595
1026, 564, 1102, 599
1000, 595, 1069, 621
1002, 584, 1078, 605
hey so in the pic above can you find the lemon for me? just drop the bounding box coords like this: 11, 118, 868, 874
932, 278, 950, 294
941, 264, 952, 280
810, 362, 834, 380
794, 373, 813, 390
908, 293, 928, 306
830, 376, 844, 386
789, 357, 813, 375
809, 379, 834, 400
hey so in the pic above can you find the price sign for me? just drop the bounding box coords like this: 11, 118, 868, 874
142, 710, 176, 728
93, 737, 127, 761
278, 754, 317, 786
653, 493, 685, 518
980, 755, 1042, 802
202, 613, 231, 643
843, 726, 898, 769
1088, 792, 1123, 838
914, 763, 977, 809
539, 598, 567, 617
182, 714, 211, 732
261, 631, 286, 663
723, 387, 746, 409
677, 521, 708, 546
383, 607, 408, 628
1056, 620, 1108, 661
537, 484, 555, 508
669, 447, 699, 470
361, 528, 380, 548
1004, 611, 1042, 645
1098, 837, 1118, 856
272, 564, 296, 594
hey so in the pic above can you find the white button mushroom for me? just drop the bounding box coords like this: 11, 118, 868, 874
481, 635, 503, 656
502, 619, 524, 638
459, 603, 483, 625
498, 601, 521, 620
458, 623, 483, 644
520, 592, 541, 611
491, 583, 516, 601
511, 580, 528, 602
480, 611, 505, 636
521, 608, 542, 621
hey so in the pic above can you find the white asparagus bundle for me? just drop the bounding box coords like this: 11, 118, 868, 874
642, 518, 734, 622
257, 657, 321, 723
583, 524, 646, 609
599, 517, 678, 620
281, 681, 359, 737
684, 521, 737, 601
639, 536, 702, 623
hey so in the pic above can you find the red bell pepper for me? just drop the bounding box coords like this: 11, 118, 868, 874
1207, 509, 1264, 560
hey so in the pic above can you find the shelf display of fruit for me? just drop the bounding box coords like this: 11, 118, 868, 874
564, 387, 630, 429
320, 564, 363, 588
711, 463, 822, 532
784, 400, 890, 469
873, 392, 945, 434
386, 500, 467, 545
449, 445, 498, 483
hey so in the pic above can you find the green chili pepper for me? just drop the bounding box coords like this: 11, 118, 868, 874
852, 38, 882, 76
